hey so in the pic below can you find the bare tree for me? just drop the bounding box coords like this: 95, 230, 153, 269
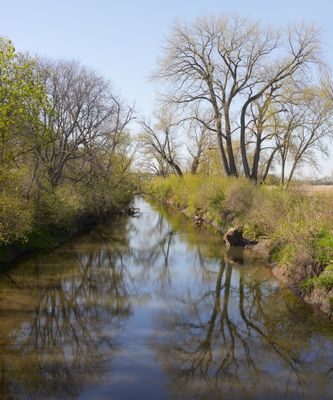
239, 24, 321, 181
274, 87, 333, 186
178, 106, 214, 175
28, 59, 134, 188
139, 108, 183, 177
321, 70, 333, 103
186, 121, 211, 174
153, 14, 322, 182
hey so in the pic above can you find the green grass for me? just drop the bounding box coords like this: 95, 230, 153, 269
314, 229, 333, 266
302, 265, 333, 291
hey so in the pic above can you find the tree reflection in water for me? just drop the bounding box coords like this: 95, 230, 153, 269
0, 216, 133, 399
0, 199, 333, 400
148, 204, 333, 400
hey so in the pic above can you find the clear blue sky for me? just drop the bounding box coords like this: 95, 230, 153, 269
1, 0, 333, 176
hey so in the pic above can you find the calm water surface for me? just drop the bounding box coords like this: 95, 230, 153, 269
0, 198, 333, 400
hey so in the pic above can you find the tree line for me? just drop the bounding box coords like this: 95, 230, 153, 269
138, 14, 333, 185
0, 36, 134, 246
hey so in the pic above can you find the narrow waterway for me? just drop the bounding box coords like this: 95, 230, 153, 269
0, 198, 333, 400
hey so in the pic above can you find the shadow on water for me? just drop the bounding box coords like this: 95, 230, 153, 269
0, 198, 333, 399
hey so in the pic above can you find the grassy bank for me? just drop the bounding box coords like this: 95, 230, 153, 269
145, 174, 333, 315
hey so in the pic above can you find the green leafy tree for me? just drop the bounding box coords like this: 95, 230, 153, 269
0, 36, 45, 166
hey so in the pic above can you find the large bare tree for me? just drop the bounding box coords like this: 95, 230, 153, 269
28, 59, 134, 188
153, 14, 322, 182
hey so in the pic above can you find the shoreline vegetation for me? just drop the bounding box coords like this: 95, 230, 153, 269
145, 174, 333, 317
0, 37, 136, 264
0, 202, 135, 264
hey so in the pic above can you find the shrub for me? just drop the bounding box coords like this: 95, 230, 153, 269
223, 177, 255, 222
187, 176, 226, 219
0, 167, 35, 246
147, 176, 175, 203
302, 264, 333, 291
37, 185, 83, 231
0, 194, 33, 245
271, 243, 295, 267
243, 223, 261, 241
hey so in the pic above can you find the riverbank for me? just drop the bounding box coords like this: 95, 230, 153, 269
145, 174, 333, 317
0, 202, 136, 265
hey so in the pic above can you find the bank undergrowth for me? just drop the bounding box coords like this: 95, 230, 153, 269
0, 171, 135, 263
145, 174, 333, 315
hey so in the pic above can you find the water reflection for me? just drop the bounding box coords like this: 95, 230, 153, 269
0, 198, 333, 400
149, 207, 333, 400
0, 218, 133, 399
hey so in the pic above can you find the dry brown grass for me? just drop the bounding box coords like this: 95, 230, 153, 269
297, 185, 333, 195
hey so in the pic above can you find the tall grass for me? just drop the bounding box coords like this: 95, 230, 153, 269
146, 174, 333, 305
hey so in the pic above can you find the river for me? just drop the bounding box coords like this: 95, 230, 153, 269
0, 198, 333, 400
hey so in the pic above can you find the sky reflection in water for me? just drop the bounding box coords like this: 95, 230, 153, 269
0, 198, 333, 400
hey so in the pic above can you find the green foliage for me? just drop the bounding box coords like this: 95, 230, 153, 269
0, 194, 33, 245
271, 243, 296, 267
146, 174, 255, 226
186, 176, 225, 215
243, 223, 261, 241
146, 176, 175, 203
37, 186, 83, 231
0, 166, 35, 245
313, 229, 333, 267
302, 264, 333, 291
0, 37, 46, 165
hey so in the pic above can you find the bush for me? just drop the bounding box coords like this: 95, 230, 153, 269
37, 185, 83, 231
187, 175, 226, 219
0, 167, 35, 246
223, 177, 255, 223
0, 194, 33, 245
147, 176, 175, 203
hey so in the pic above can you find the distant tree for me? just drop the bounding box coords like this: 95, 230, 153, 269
139, 108, 183, 177
187, 123, 210, 174
273, 86, 333, 187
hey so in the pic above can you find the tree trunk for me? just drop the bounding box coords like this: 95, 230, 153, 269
216, 129, 230, 176
261, 148, 277, 183
190, 155, 200, 174
240, 101, 252, 178
251, 136, 262, 183
171, 162, 183, 177
208, 82, 231, 176
224, 112, 238, 176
